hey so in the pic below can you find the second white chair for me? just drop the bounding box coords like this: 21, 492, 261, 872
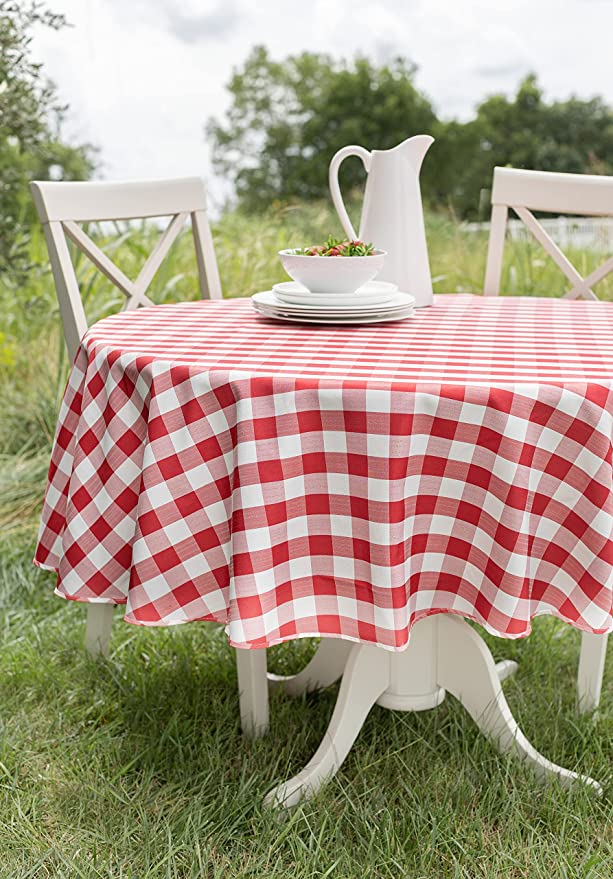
483, 166, 611, 713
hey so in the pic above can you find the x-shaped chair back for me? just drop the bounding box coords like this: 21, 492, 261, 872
29, 177, 224, 662
30, 177, 222, 360
483, 167, 613, 299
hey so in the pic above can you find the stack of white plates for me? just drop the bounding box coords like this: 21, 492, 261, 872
251, 281, 415, 325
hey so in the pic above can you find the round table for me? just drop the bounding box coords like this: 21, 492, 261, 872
35, 294, 613, 805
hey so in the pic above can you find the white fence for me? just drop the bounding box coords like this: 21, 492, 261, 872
465, 216, 613, 253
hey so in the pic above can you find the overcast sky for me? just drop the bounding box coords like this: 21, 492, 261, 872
33, 0, 613, 208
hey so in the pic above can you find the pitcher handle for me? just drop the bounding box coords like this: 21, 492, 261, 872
329, 145, 371, 240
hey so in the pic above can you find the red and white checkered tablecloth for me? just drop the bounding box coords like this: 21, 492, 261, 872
34, 294, 613, 649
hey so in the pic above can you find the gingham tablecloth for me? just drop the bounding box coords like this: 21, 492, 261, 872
34, 294, 613, 648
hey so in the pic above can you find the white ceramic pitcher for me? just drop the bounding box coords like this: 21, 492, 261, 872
329, 135, 434, 307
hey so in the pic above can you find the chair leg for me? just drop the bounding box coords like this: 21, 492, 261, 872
236, 648, 269, 738
577, 632, 609, 714
84, 604, 114, 658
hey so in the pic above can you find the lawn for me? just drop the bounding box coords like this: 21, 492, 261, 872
0, 204, 611, 877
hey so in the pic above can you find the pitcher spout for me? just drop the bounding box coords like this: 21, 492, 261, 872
392, 134, 434, 172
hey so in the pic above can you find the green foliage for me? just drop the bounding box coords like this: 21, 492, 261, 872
443, 75, 613, 217
0, 1, 95, 274
209, 50, 613, 220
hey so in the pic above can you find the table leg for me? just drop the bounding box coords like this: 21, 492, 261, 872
264, 642, 389, 808
267, 638, 353, 696
264, 616, 602, 808
496, 658, 519, 683
436, 616, 602, 795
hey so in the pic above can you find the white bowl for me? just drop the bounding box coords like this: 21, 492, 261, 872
278, 248, 386, 295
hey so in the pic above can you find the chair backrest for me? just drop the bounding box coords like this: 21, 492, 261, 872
483, 167, 613, 299
30, 177, 222, 359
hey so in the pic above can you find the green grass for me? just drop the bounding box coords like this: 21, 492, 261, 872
0, 527, 610, 878
0, 204, 611, 877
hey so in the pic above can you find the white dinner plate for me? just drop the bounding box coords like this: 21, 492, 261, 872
253, 290, 415, 316
272, 280, 398, 307
254, 303, 415, 321
252, 304, 415, 325
252, 294, 415, 325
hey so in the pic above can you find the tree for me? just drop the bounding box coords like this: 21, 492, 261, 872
207, 46, 437, 212
209, 51, 613, 220
441, 75, 613, 218
0, 1, 95, 272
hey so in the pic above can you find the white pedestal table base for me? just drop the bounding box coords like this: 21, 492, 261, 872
262, 615, 603, 808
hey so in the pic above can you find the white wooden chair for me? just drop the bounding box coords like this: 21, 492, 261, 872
31, 177, 268, 736
483, 166, 611, 713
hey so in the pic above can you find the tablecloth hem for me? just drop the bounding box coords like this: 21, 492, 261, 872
33, 558, 59, 574
53, 588, 127, 605
36, 558, 613, 644
120, 604, 613, 648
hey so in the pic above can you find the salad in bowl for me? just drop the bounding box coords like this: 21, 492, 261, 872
279, 235, 386, 295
